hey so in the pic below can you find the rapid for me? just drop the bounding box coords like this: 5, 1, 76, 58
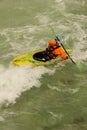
0, 0, 87, 130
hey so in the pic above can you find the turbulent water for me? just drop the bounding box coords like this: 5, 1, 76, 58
0, 0, 87, 130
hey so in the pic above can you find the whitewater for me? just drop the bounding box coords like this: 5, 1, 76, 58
0, 0, 87, 130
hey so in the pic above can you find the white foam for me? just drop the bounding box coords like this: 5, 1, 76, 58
35, 14, 50, 25
0, 116, 5, 122
48, 85, 80, 94
55, 0, 63, 2
55, 0, 65, 11
71, 22, 87, 62
0, 65, 54, 105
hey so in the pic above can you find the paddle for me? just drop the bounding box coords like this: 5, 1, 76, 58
49, 26, 76, 64
49, 26, 83, 71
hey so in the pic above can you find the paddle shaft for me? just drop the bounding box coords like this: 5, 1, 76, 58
60, 43, 76, 64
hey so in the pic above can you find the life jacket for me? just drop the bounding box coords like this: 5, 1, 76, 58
48, 40, 60, 58
52, 47, 68, 60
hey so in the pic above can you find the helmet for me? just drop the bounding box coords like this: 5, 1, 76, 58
56, 36, 63, 41
49, 40, 56, 46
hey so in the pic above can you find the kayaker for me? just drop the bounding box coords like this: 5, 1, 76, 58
45, 36, 70, 61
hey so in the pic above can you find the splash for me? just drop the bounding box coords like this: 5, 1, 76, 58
0, 65, 54, 106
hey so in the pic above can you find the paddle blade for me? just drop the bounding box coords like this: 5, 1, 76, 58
76, 63, 84, 72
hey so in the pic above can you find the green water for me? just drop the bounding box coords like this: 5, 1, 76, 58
0, 0, 87, 130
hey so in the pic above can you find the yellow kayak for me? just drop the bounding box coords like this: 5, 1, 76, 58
12, 49, 72, 66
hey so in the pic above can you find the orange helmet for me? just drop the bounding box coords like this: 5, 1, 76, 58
49, 40, 56, 47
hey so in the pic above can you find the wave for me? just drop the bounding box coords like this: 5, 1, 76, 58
0, 64, 54, 106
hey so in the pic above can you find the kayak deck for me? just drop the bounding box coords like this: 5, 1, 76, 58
13, 50, 48, 66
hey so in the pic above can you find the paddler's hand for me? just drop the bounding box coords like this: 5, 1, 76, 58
56, 40, 62, 45
66, 55, 72, 59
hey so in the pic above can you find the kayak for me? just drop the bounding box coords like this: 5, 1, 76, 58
12, 49, 72, 66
